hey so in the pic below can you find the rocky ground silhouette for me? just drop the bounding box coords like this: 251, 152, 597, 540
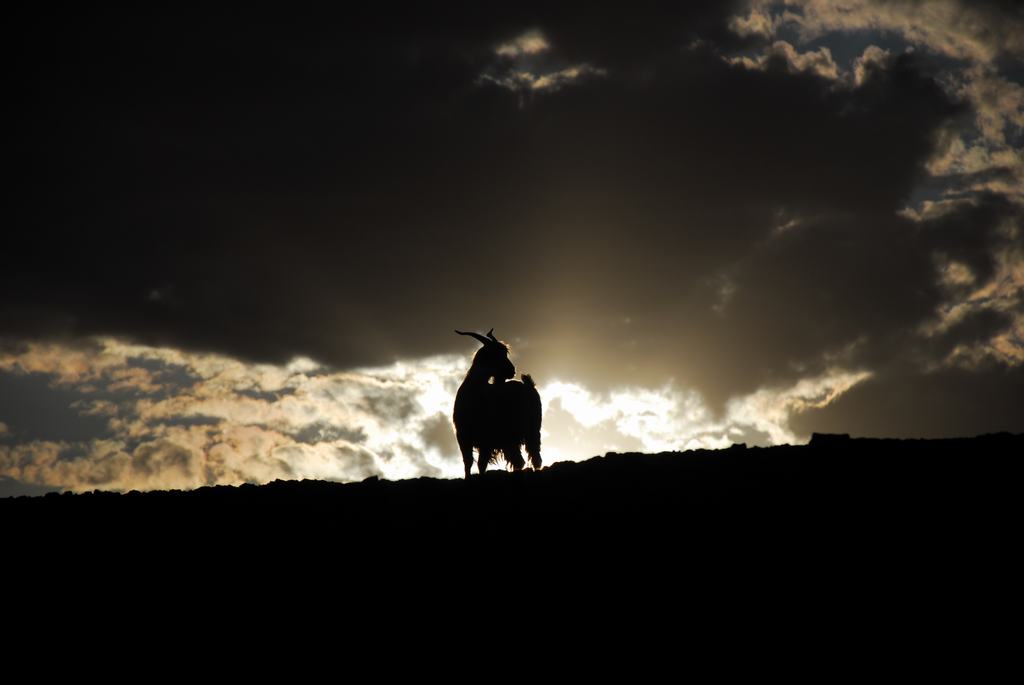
8, 433, 1019, 561
7, 430, 1020, 650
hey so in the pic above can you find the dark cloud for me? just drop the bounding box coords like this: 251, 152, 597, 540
131, 440, 194, 481
291, 422, 367, 446
330, 445, 382, 482
146, 415, 222, 430
791, 363, 1024, 439
0, 477, 58, 499
0, 372, 112, 442
357, 390, 418, 423
921, 194, 1021, 285
927, 307, 1016, 360
419, 412, 459, 460
4, 1, 1022, 440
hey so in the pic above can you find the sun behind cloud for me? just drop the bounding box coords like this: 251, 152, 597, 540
0, 337, 870, 494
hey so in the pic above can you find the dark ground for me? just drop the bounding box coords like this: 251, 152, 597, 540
6, 433, 1020, 660
8, 433, 1019, 564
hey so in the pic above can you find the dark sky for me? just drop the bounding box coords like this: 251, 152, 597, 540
2, 1, 1022, 493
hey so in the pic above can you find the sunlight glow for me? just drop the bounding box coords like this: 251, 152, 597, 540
0, 338, 872, 492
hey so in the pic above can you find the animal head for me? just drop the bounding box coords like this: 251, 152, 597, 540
456, 328, 515, 382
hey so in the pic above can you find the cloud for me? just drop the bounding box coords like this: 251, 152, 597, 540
739, 1, 1023, 204
0, 336, 874, 494
959, 66, 1024, 145
728, 40, 840, 80
767, 0, 1024, 63
729, 6, 776, 40
791, 362, 1024, 439
852, 44, 891, 86
530, 64, 608, 92
725, 369, 873, 444
0, 338, 468, 492
477, 64, 607, 96
4, 1, 1022, 454
920, 64, 1024, 202
7, 3, 957, 376
542, 368, 871, 455
478, 29, 607, 103
495, 29, 550, 58
921, 242, 1024, 369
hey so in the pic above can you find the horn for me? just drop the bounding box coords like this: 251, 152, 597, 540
455, 329, 491, 346
487, 329, 500, 344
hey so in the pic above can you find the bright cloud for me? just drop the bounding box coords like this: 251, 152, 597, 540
478, 65, 606, 99
761, 0, 1024, 63
729, 6, 776, 40
541, 368, 872, 463
728, 40, 840, 80
0, 337, 871, 494
496, 29, 550, 58
0, 339, 468, 491
479, 29, 606, 104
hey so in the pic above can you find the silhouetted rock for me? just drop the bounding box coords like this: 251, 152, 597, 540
809, 432, 851, 447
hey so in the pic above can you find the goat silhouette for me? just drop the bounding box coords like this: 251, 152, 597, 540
453, 329, 542, 478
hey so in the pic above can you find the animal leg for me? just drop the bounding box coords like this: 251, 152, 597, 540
526, 435, 542, 470
478, 446, 493, 475
458, 435, 474, 479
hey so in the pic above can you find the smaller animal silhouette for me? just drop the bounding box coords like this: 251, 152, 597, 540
452, 329, 542, 478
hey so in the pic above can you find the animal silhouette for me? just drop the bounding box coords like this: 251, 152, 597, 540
453, 329, 542, 478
